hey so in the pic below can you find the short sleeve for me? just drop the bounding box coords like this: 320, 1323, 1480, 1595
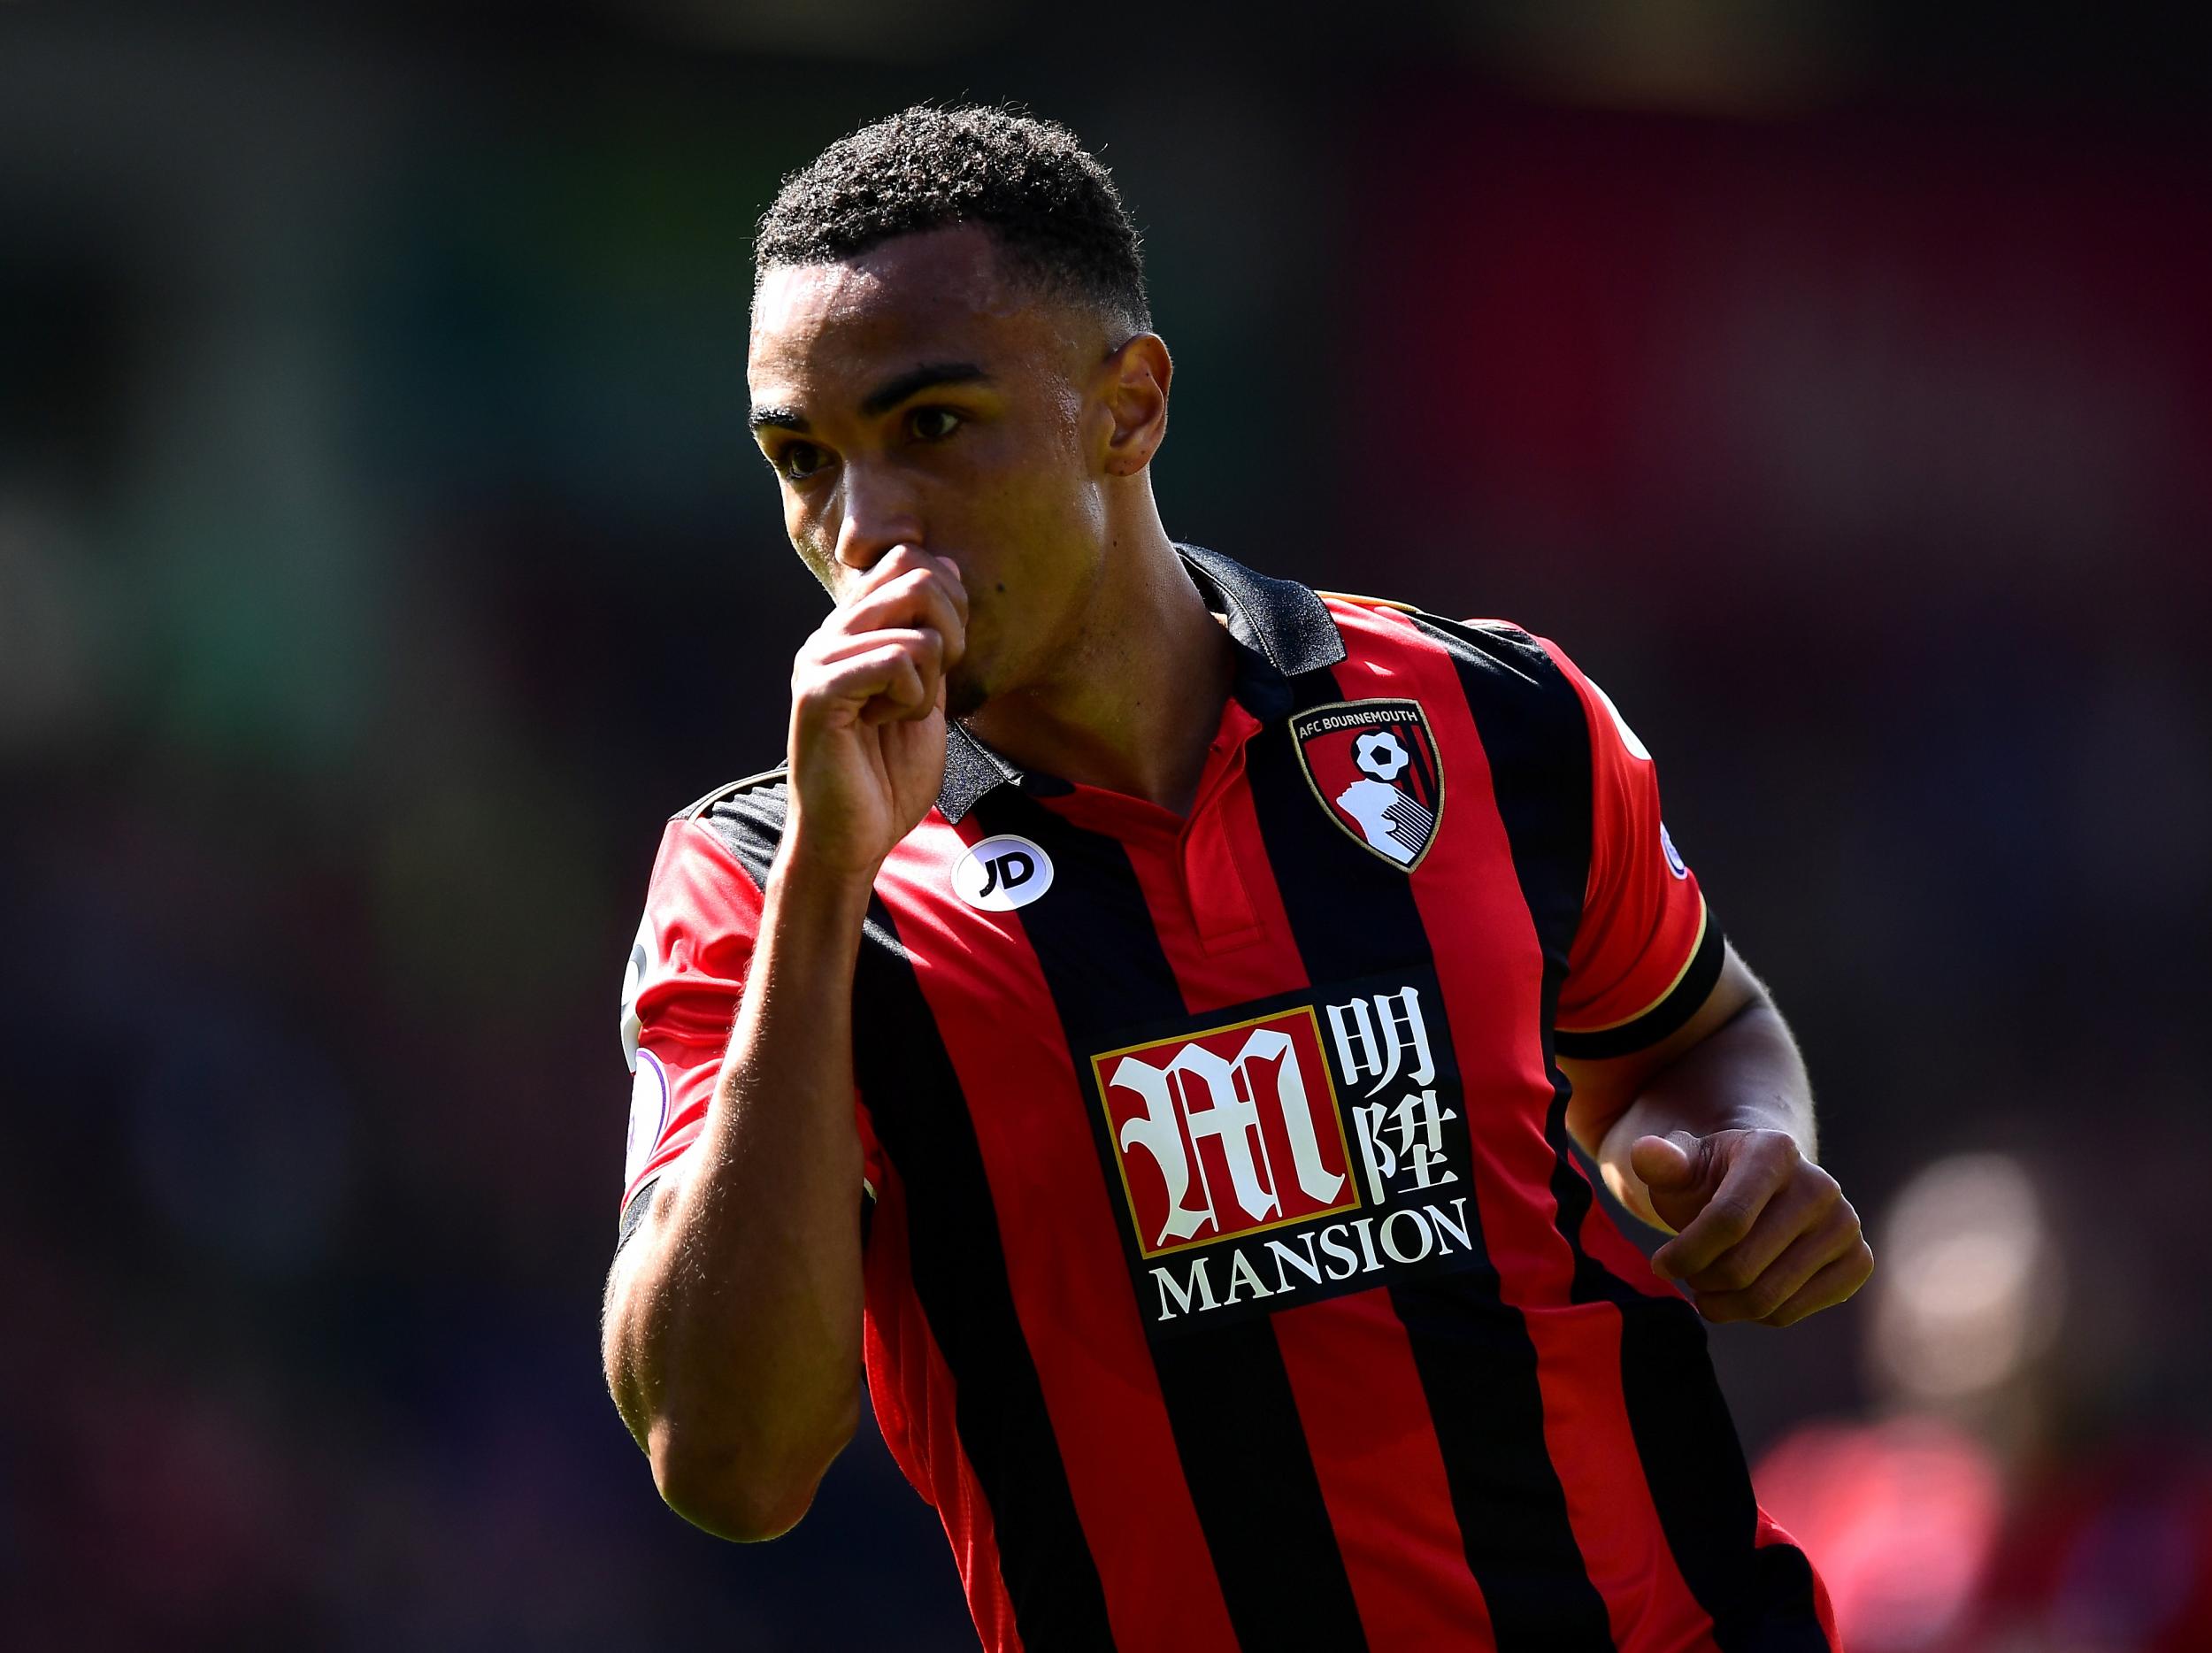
1542, 645, 1725, 1060
618, 818, 761, 1217
616, 814, 884, 1228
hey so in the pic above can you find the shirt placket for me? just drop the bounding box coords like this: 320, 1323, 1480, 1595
1178, 700, 1266, 953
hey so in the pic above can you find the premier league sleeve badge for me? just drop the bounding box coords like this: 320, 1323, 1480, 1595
1288, 699, 1446, 871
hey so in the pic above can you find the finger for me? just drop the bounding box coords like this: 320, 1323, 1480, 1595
824, 571, 967, 669
1683, 1170, 1839, 1294
803, 643, 928, 727
1629, 1132, 1698, 1193
927, 554, 968, 627
842, 545, 967, 627
1690, 1204, 1859, 1324
874, 665, 950, 740
800, 631, 943, 718
1651, 1139, 1793, 1281
810, 627, 946, 680
1755, 1236, 1876, 1328
842, 542, 941, 595
856, 659, 932, 724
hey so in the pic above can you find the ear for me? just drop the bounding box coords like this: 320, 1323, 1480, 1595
1095, 332, 1172, 476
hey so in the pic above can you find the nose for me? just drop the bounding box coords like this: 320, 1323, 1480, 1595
832, 462, 924, 574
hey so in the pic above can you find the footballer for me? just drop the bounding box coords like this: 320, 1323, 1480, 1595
603, 105, 1870, 1651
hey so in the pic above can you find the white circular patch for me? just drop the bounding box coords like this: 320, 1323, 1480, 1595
1354, 728, 1410, 781
1662, 823, 1688, 879
953, 834, 1055, 911
624, 1049, 669, 1188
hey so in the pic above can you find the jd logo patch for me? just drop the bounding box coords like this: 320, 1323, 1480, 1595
954, 834, 1055, 911
1290, 698, 1445, 871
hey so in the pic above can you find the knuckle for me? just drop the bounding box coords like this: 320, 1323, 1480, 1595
1707, 1256, 1759, 1292
1706, 1203, 1754, 1244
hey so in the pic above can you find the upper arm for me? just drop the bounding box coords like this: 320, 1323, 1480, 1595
1535, 644, 1741, 1152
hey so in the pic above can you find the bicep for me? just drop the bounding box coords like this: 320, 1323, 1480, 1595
1561, 941, 1763, 1156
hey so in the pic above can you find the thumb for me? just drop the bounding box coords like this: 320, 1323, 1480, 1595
1629, 1131, 1701, 1191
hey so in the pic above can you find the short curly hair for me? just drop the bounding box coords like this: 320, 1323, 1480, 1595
754, 104, 1151, 334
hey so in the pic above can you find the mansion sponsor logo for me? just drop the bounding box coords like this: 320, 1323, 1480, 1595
1094, 1006, 1359, 1257
1147, 1196, 1479, 1323
1087, 972, 1479, 1334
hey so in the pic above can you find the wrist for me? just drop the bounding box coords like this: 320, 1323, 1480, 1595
768, 822, 883, 915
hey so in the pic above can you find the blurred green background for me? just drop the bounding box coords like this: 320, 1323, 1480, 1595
4, 4, 2208, 1649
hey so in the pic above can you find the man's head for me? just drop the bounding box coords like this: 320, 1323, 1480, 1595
755, 104, 1150, 341
748, 105, 1171, 719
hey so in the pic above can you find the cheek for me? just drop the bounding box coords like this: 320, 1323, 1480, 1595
993, 427, 1102, 536
783, 502, 838, 589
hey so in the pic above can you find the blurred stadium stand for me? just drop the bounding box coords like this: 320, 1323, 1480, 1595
2, 4, 2207, 1647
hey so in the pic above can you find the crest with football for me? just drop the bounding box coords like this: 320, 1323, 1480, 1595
1288, 698, 1446, 871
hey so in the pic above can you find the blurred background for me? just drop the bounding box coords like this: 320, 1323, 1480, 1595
4, 3, 2208, 1648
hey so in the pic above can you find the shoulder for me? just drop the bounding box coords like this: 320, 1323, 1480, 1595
662, 763, 791, 885
1317, 588, 1577, 703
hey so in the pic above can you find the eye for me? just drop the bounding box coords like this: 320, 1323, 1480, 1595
776, 442, 829, 482
908, 406, 962, 442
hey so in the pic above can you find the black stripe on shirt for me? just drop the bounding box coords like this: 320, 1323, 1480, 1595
695, 785, 1117, 1651
1246, 657, 1617, 1652
1412, 616, 1831, 1653
972, 785, 1370, 1653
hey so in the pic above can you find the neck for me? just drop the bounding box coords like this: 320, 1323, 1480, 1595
964, 515, 1235, 816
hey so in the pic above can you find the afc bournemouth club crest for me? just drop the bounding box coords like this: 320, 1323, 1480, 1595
1289, 699, 1444, 871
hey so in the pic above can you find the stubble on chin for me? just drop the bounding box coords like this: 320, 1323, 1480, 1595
945, 664, 989, 721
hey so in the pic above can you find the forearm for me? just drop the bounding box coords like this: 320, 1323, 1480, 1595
1596, 1001, 1814, 1230
604, 840, 872, 1534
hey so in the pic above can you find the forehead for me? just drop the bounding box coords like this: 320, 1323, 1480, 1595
749, 226, 1076, 401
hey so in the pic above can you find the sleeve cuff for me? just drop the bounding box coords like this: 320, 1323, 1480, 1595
1555, 908, 1726, 1061
614, 1175, 660, 1257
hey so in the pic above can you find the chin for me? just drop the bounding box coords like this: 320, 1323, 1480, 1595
945, 667, 990, 721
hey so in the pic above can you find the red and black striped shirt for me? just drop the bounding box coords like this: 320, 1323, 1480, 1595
616, 545, 1839, 1652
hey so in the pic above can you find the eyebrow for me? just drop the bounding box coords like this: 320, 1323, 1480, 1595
860, 361, 990, 418
748, 361, 992, 434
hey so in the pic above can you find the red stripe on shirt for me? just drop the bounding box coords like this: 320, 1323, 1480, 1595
861, 1163, 1025, 1652
1104, 731, 1502, 1649
878, 816, 1240, 1653
1344, 602, 1718, 1653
